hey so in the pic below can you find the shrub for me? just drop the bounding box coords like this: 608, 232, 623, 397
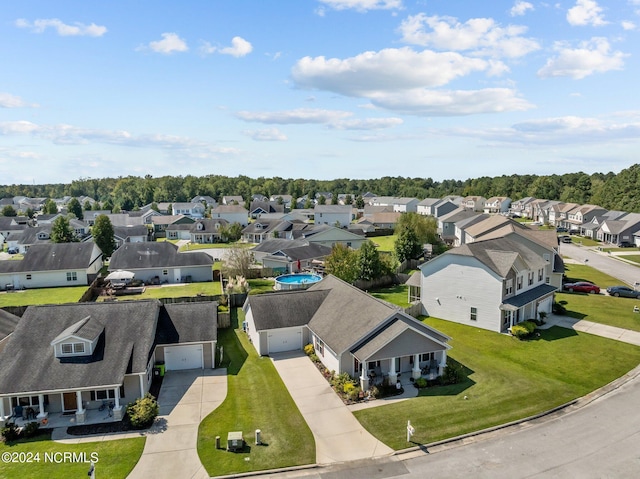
441, 360, 464, 385
347, 386, 361, 402
1, 423, 20, 442
553, 301, 567, 315
414, 377, 428, 388
23, 421, 40, 438
309, 353, 319, 363
370, 385, 381, 399
303, 343, 315, 356
343, 382, 356, 395
126, 393, 159, 429
511, 320, 537, 340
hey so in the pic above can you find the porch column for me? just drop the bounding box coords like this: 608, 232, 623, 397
36, 394, 48, 419
438, 351, 447, 376
388, 357, 397, 385
0, 397, 5, 419
359, 368, 369, 391
75, 391, 86, 424
412, 354, 421, 380
113, 387, 123, 420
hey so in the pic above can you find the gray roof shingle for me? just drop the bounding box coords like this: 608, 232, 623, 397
108, 242, 212, 270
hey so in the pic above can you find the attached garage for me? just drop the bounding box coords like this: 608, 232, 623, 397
267, 327, 303, 354
164, 344, 204, 371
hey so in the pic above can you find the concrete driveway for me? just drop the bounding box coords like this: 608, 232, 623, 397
127, 368, 227, 479
270, 351, 393, 464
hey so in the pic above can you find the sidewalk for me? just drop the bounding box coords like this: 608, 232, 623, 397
540, 314, 640, 346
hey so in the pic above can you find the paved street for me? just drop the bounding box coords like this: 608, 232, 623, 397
560, 243, 640, 287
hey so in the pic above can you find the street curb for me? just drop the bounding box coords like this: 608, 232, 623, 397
392, 361, 640, 458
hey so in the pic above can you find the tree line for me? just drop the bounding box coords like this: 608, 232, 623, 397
1, 164, 640, 212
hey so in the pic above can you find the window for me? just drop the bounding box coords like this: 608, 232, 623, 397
66, 272, 77, 282
516, 276, 523, 290
543, 253, 550, 262
367, 360, 381, 370
162, 269, 168, 275
538, 268, 544, 281
420, 352, 434, 362
26, 274, 32, 280
90, 386, 125, 401
505, 279, 513, 295
61, 342, 85, 354
545, 277, 550, 284
528, 272, 534, 286
470, 307, 478, 321
12, 396, 39, 407
354, 358, 361, 374
316, 339, 324, 357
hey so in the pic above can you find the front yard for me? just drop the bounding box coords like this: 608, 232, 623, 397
0, 286, 89, 307
197, 310, 315, 476
560, 262, 640, 332
0, 431, 144, 479
354, 318, 640, 450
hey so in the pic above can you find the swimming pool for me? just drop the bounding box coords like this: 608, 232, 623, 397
274, 273, 323, 291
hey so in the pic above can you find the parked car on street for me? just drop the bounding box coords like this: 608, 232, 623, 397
618, 241, 635, 248
560, 236, 572, 244
563, 282, 600, 294
606, 285, 640, 298
7, 247, 19, 254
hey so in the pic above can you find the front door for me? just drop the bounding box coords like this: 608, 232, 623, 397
62, 392, 76, 412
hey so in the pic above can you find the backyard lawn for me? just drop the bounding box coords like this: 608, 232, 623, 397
0, 432, 145, 479
197, 310, 315, 476
0, 286, 88, 307
96, 281, 222, 301
247, 278, 275, 295
354, 318, 640, 450
370, 284, 411, 308
370, 234, 397, 252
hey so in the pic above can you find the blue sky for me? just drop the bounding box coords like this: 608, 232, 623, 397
1, 0, 639, 185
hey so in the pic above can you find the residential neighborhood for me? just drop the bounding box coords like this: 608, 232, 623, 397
2, 176, 640, 478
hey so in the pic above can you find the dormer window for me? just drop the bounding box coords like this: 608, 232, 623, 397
61, 342, 85, 354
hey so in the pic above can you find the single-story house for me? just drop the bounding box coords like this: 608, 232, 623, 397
108, 242, 213, 284
256, 241, 332, 273
0, 309, 20, 353
243, 275, 451, 391
113, 225, 149, 247
166, 219, 228, 242
0, 300, 217, 426
151, 214, 194, 237
0, 242, 103, 291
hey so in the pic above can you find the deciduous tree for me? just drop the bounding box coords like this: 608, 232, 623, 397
51, 216, 76, 243
92, 215, 116, 257
325, 243, 358, 283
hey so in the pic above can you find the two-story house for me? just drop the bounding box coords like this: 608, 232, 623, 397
418, 236, 556, 333
210, 205, 248, 227
509, 197, 536, 218
462, 196, 487, 213
483, 197, 512, 214
171, 202, 206, 219
313, 204, 352, 228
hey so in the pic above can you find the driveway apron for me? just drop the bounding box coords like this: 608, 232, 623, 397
127, 368, 227, 479
270, 351, 393, 464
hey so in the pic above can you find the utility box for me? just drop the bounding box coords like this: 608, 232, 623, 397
255, 429, 261, 445
227, 431, 244, 452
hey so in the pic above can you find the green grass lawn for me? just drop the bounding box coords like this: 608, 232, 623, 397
618, 254, 640, 265
197, 310, 315, 476
569, 236, 600, 246
370, 284, 411, 308
179, 242, 255, 251
0, 432, 145, 479
354, 318, 640, 450
247, 278, 275, 295
555, 262, 640, 331
370, 234, 397, 252
97, 281, 222, 301
0, 286, 89, 307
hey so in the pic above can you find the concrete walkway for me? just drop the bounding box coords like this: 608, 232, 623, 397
541, 314, 640, 346
270, 351, 393, 464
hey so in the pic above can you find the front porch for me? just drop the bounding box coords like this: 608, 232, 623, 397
357, 351, 447, 392
6, 407, 122, 430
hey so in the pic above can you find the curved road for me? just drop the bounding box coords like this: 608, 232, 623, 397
268, 245, 640, 479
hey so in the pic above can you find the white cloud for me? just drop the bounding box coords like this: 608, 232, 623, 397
292, 47, 493, 95
242, 128, 288, 141
329, 117, 403, 129
566, 0, 607, 26
399, 14, 540, 58
510, 1, 534, 17
537, 38, 626, 79
0, 93, 38, 108
369, 88, 533, 116
236, 108, 352, 124
220, 37, 253, 57
447, 115, 640, 146
147, 33, 188, 54
317, 0, 402, 12
621, 20, 636, 30
201, 36, 253, 57
15, 18, 107, 36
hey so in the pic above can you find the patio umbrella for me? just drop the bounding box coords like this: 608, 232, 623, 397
104, 270, 135, 281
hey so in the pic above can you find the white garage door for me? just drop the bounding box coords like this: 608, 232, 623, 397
268, 329, 302, 354
164, 344, 204, 371
538, 296, 552, 314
